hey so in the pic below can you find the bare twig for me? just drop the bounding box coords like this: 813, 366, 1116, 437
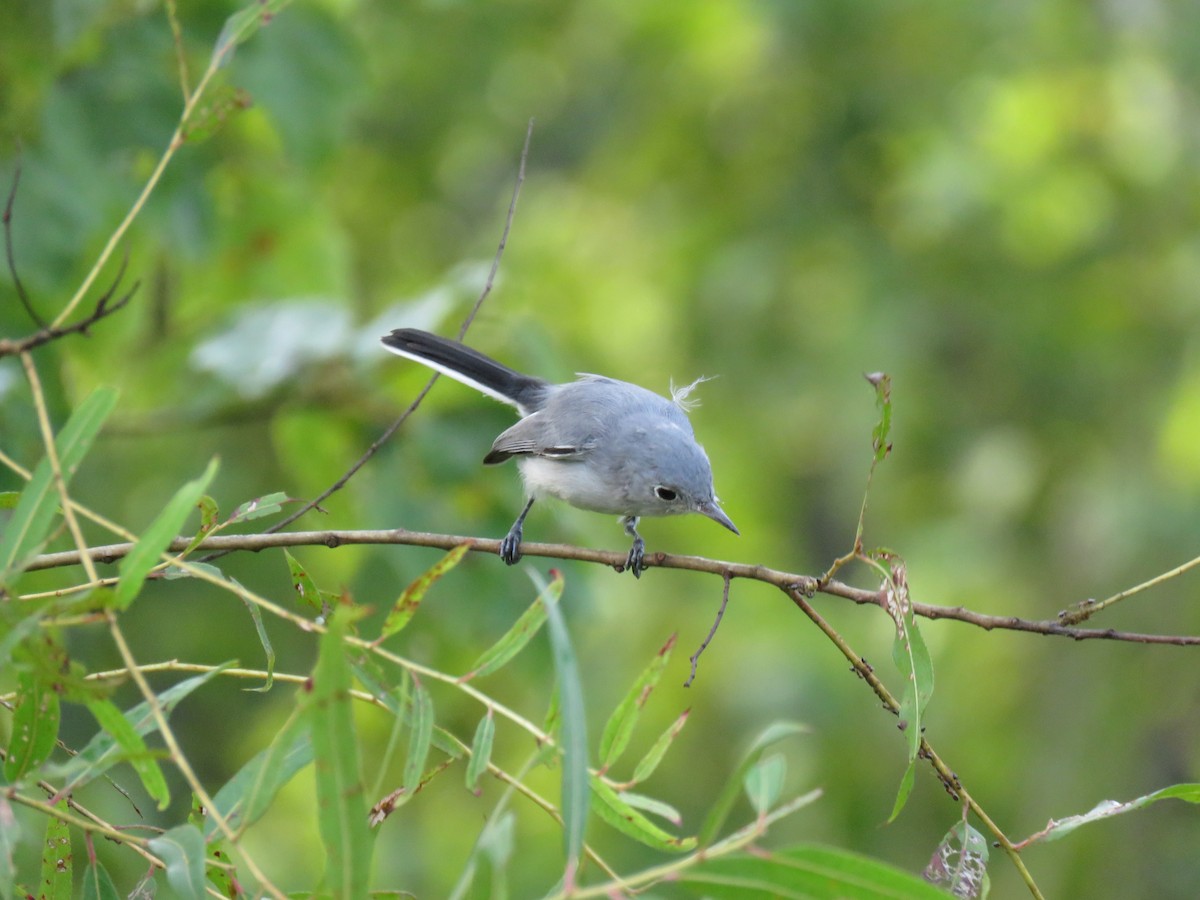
685, 570, 732, 686
258, 118, 536, 539
4, 159, 45, 329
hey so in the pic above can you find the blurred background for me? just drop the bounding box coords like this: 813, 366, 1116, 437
3, 0, 1200, 896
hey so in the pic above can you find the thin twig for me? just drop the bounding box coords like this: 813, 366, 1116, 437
258, 118, 536, 539
686, 570, 732, 686
4, 159, 45, 329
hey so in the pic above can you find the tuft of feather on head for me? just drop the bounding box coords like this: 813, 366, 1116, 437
669, 375, 715, 411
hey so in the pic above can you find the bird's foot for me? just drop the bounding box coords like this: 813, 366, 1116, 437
500, 523, 523, 565
625, 535, 646, 578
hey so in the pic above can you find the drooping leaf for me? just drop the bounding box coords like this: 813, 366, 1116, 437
541, 570, 588, 888
85, 698, 170, 810
597, 633, 676, 774
114, 458, 219, 609
402, 676, 434, 795
39, 800, 72, 900
147, 825, 206, 900
884, 558, 934, 822
374, 544, 469, 644
744, 753, 787, 817
698, 721, 809, 846
233, 577, 274, 692
0, 386, 118, 580
868, 371, 893, 463
465, 709, 495, 795
4, 670, 61, 782
304, 606, 375, 898
459, 569, 563, 682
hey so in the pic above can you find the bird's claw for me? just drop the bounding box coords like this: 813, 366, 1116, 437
625, 536, 646, 578
500, 525, 523, 565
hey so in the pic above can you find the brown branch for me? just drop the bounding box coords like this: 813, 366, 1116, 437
23, 528, 1200, 646
685, 570, 731, 687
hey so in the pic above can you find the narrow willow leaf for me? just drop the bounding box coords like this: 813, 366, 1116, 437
744, 753, 787, 816
80, 860, 120, 900
234, 578, 274, 692
889, 760, 918, 825
351, 662, 462, 760
699, 721, 809, 846
402, 677, 434, 794
681, 843, 951, 899
0, 386, 118, 578
205, 712, 312, 839
213, 0, 293, 65
114, 458, 219, 610
630, 708, 690, 785
459, 569, 563, 681
1024, 783, 1200, 846
285, 549, 323, 613
541, 571, 588, 887
305, 607, 375, 898
598, 633, 676, 774
147, 825, 206, 900
375, 544, 469, 643
39, 800, 72, 900
4, 670, 61, 781
465, 709, 495, 794
85, 698, 170, 810
868, 371, 893, 463
230, 490, 288, 523
0, 798, 17, 900
180, 495, 221, 556
51, 666, 231, 794
619, 791, 682, 826
590, 775, 695, 853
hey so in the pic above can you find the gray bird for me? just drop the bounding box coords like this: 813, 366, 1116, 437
381, 328, 738, 576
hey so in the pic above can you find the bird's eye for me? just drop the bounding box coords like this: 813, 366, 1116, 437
654, 486, 678, 502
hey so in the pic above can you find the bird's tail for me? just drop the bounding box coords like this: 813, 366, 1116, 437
381, 328, 548, 413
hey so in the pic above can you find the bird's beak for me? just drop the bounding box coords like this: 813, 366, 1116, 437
698, 501, 739, 535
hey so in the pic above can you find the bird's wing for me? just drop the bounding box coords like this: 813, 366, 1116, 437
483, 411, 598, 465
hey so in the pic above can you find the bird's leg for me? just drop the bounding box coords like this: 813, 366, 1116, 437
500, 497, 535, 565
622, 515, 646, 578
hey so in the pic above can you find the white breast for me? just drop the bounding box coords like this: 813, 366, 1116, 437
516, 457, 629, 515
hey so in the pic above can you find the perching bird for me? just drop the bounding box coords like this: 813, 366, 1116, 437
381, 328, 737, 576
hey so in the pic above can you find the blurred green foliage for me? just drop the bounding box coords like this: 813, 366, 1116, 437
3, 0, 1200, 896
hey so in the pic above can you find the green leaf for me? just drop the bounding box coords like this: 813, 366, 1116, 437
744, 753, 787, 817
205, 711, 313, 839
0, 386, 118, 580
229, 490, 289, 523
285, 549, 323, 613
351, 662, 462, 760
885, 559, 934, 822
868, 371, 893, 463
375, 544, 469, 643
147, 825, 206, 900
465, 709, 495, 795
85, 698, 170, 810
459, 569, 563, 682
589, 775, 695, 853
0, 491, 20, 509
179, 495, 221, 556
213, 0, 294, 66
618, 791, 682, 826
51, 666, 232, 794
598, 633, 676, 774
304, 606, 375, 898
541, 570, 588, 887
4, 670, 61, 782
403, 677, 434, 794
234, 578, 275, 692
0, 798, 18, 900
680, 844, 951, 899
889, 760, 918, 825
80, 860, 120, 900
1024, 783, 1200, 846
631, 709, 690, 785
114, 458, 219, 610
39, 800, 72, 900
699, 721, 809, 846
